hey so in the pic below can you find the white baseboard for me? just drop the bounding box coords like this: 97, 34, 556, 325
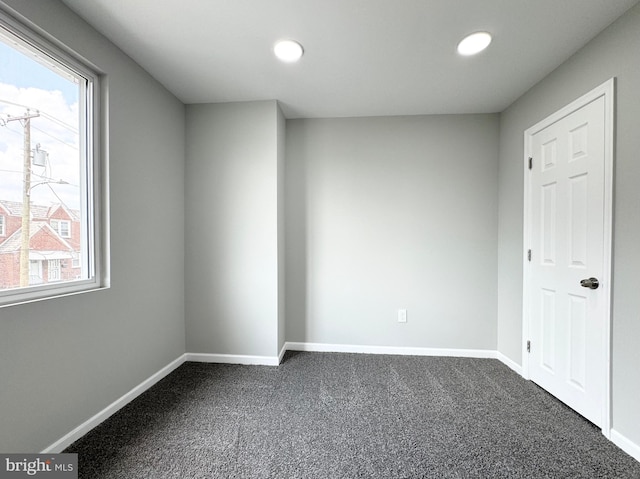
186, 352, 280, 366
48, 343, 612, 461
41, 354, 187, 454
284, 341, 498, 359
278, 343, 287, 363
41, 343, 507, 452
611, 429, 640, 463
497, 352, 523, 375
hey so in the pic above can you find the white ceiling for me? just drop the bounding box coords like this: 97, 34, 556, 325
60, 0, 638, 119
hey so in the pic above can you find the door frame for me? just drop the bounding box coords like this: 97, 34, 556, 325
522, 78, 615, 437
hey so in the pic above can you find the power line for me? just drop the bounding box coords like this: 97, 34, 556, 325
31, 124, 78, 150
1, 108, 80, 196
3, 121, 79, 150
39, 111, 78, 134
31, 169, 78, 188
2, 114, 79, 168
1, 124, 23, 137
0, 99, 79, 133
0, 98, 30, 109
0, 165, 79, 189
46, 182, 77, 212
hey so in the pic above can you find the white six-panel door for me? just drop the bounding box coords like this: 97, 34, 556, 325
524, 80, 613, 431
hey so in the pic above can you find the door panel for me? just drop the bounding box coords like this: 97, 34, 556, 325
541, 182, 557, 264
569, 174, 588, 266
568, 293, 587, 390
541, 289, 556, 372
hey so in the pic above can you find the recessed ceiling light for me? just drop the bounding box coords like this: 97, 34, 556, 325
457, 32, 492, 56
274, 39, 304, 63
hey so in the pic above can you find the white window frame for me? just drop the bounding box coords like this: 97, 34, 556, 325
0, 8, 108, 307
72, 252, 80, 269
51, 219, 71, 238
0, 214, 5, 236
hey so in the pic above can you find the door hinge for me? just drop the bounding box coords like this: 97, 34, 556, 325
528, 157, 533, 170
527, 249, 532, 262
527, 340, 531, 353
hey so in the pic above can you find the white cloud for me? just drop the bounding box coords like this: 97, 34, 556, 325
0, 82, 80, 210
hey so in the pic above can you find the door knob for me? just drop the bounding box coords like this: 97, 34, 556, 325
580, 277, 599, 290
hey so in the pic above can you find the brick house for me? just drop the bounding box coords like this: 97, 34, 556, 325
0, 200, 81, 289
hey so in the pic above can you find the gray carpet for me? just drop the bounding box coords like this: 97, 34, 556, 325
65, 352, 640, 478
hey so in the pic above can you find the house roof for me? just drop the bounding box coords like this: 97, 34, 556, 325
0, 200, 80, 222
0, 200, 51, 219
47, 203, 81, 222
0, 222, 75, 255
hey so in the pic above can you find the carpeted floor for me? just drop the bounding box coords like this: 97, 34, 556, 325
65, 351, 640, 478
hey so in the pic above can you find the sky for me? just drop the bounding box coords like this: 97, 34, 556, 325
0, 34, 81, 211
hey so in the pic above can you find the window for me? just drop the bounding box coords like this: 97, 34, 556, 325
72, 252, 80, 269
50, 219, 71, 238
0, 10, 104, 306
0, 214, 4, 236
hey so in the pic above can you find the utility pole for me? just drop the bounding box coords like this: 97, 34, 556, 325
6, 109, 40, 287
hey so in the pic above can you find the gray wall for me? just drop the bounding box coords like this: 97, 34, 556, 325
497, 3, 640, 445
185, 101, 282, 358
286, 115, 499, 349
0, 0, 186, 452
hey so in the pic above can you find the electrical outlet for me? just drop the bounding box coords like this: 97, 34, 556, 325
398, 309, 407, 323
